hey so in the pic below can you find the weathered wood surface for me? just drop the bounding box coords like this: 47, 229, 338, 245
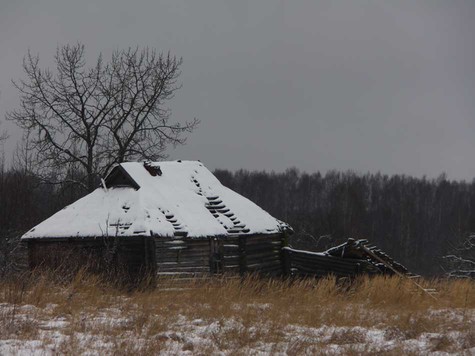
154, 234, 285, 278
27, 236, 156, 284
25, 233, 287, 284
155, 237, 211, 277
283, 247, 380, 278
243, 234, 283, 276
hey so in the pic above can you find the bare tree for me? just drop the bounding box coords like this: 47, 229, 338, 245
11, 130, 34, 174
6, 43, 199, 191
0, 90, 7, 146
442, 234, 475, 278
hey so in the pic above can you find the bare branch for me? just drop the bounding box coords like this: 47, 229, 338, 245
442, 234, 475, 279
7, 43, 198, 191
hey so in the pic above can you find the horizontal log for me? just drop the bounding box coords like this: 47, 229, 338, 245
245, 234, 282, 242
156, 272, 210, 278
223, 261, 239, 267
156, 258, 209, 264
156, 245, 209, 251
246, 241, 282, 249
156, 249, 210, 258
222, 248, 239, 254
246, 240, 281, 248
156, 240, 210, 248
245, 245, 281, 255
290, 267, 355, 278
292, 263, 355, 275
222, 249, 239, 255
248, 233, 282, 240
290, 257, 358, 272
224, 263, 240, 269
156, 241, 210, 249
172, 255, 210, 262
285, 248, 371, 265
157, 266, 209, 273
157, 253, 210, 260
246, 249, 281, 258
246, 238, 282, 247
157, 260, 209, 267
219, 237, 240, 242
290, 261, 359, 276
222, 244, 239, 249
290, 266, 350, 278
157, 265, 211, 272
160, 247, 210, 255
289, 253, 362, 268
157, 259, 209, 266
246, 255, 281, 266
290, 258, 357, 269
156, 252, 209, 260
157, 270, 211, 276
246, 260, 281, 270
157, 258, 209, 266
160, 238, 187, 243
156, 246, 210, 254
223, 254, 240, 259
245, 253, 281, 263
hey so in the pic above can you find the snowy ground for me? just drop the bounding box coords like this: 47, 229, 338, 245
0, 302, 473, 355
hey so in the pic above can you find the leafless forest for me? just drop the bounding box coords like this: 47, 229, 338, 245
215, 168, 474, 276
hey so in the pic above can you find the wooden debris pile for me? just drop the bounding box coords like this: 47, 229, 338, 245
284, 238, 438, 298
324, 238, 415, 277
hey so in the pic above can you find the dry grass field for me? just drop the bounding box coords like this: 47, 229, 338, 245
0, 272, 474, 355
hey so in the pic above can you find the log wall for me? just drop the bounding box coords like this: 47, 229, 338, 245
25, 233, 286, 283
242, 234, 284, 276
27, 237, 155, 284
154, 237, 211, 278
282, 247, 380, 278
153, 233, 285, 278
220, 236, 240, 274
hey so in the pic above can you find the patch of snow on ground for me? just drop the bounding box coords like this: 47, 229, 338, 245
0, 303, 473, 355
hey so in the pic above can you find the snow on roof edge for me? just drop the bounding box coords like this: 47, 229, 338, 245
22, 160, 291, 240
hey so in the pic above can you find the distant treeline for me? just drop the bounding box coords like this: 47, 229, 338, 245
214, 169, 475, 275
0, 164, 473, 275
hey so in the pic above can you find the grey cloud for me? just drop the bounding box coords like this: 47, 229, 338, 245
1, 0, 475, 179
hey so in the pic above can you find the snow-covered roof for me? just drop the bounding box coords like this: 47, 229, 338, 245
22, 161, 290, 239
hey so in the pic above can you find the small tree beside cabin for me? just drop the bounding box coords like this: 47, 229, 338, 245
7, 43, 199, 192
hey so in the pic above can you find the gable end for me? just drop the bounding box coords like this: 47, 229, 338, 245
105, 165, 141, 190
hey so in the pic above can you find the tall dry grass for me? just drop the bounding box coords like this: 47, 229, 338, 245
0, 271, 474, 354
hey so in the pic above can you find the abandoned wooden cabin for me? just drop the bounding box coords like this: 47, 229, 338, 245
22, 161, 292, 282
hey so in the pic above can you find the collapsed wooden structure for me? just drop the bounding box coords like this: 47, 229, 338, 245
22, 161, 291, 282
284, 238, 437, 298
283, 238, 416, 278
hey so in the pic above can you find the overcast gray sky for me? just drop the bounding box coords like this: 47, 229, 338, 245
1, 0, 475, 179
